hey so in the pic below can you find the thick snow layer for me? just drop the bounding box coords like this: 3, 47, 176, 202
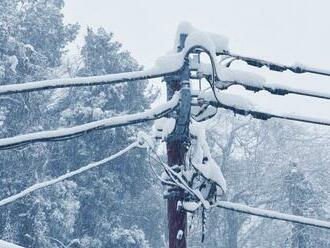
215, 201, 330, 229
0, 142, 138, 208
0, 93, 180, 149
197, 62, 266, 87
196, 59, 330, 100
174, 22, 229, 53
182, 201, 201, 212
196, 158, 227, 192
188, 121, 227, 192
0, 65, 178, 95
200, 85, 330, 126
0, 240, 24, 248
153, 117, 176, 140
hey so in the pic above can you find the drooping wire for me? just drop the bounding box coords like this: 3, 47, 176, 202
0, 94, 180, 150
0, 141, 138, 207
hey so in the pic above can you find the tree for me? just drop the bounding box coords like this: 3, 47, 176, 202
0, 1, 79, 247
49, 27, 161, 247
284, 162, 330, 248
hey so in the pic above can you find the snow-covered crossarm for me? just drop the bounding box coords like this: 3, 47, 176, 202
200, 86, 330, 126
218, 51, 330, 77
215, 201, 330, 229
0, 93, 180, 149
0, 142, 138, 208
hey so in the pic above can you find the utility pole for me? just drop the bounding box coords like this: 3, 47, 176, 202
165, 33, 191, 248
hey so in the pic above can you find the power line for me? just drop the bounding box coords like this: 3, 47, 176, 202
196, 62, 330, 101
0, 68, 180, 95
0, 93, 180, 150
218, 51, 330, 77
0, 141, 138, 207
200, 88, 330, 126
215, 201, 330, 230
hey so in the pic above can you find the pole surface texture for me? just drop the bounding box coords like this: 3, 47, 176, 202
166, 33, 189, 248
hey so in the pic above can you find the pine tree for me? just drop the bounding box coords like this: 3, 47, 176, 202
284, 162, 330, 248
0, 1, 79, 247
52, 27, 162, 247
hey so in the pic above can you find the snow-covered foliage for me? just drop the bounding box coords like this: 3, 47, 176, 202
0, 2, 160, 247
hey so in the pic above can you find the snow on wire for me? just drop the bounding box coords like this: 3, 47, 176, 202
0, 141, 139, 208
196, 61, 330, 101
0, 93, 180, 149
0, 22, 229, 96
215, 201, 330, 230
0, 65, 178, 95
199, 85, 330, 126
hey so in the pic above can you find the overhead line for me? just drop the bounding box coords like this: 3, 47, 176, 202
0, 68, 179, 95
0, 142, 138, 207
215, 201, 330, 230
218, 51, 330, 77
0, 93, 180, 150
209, 99, 330, 127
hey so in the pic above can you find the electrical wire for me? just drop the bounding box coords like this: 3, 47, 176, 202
0, 69, 180, 96
214, 201, 330, 230
0, 141, 138, 208
218, 51, 330, 77
0, 94, 180, 150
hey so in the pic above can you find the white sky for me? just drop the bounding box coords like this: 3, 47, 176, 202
63, 0, 330, 126
63, 0, 330, 68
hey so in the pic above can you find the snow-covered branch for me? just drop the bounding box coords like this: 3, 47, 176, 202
0, 142, 138, 208
215, 201, 330, 229
0, 93, 180, 149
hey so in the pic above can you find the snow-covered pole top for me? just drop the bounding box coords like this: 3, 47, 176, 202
174, 21, 229, 55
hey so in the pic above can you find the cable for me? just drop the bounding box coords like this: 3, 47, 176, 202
200, 52, 330, 101
217, 51, 330, 77
0, 68, 180, 96
206, 94, 330, 127
214, 201, 330, 230
0, 141, 138, 208
0, 43, 213, 96
148, 145, 211, 208
0, 93, 180, 150
147, 151, 177, 187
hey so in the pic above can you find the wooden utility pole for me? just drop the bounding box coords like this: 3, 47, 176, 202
165, 33, 190, 248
